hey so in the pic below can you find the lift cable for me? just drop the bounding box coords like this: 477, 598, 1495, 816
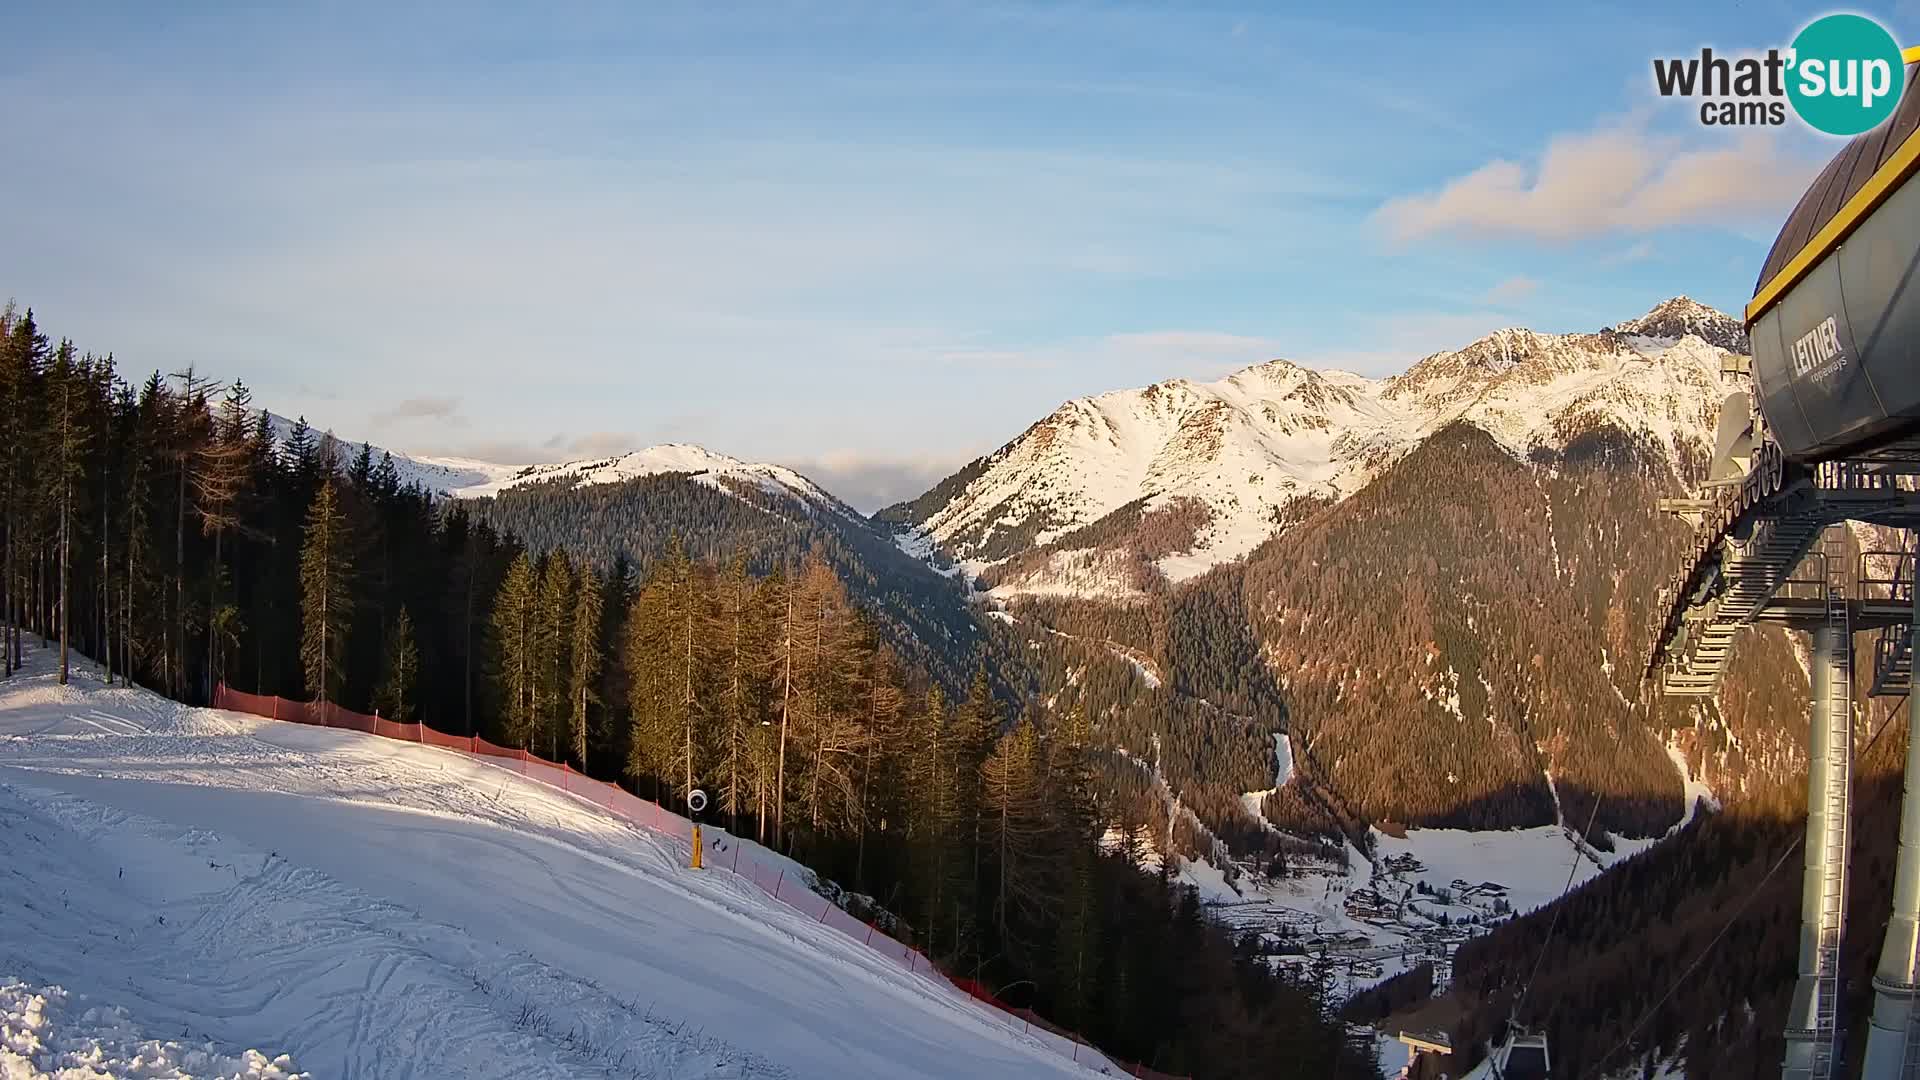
1580, 692, 1910, 1080
1511, 792, 1605, 1028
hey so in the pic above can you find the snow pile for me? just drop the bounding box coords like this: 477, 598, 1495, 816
0, 979, 306, 1079
902, 298, 1738, 600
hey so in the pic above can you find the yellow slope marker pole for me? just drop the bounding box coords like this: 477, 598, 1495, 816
688, 788, 708, 870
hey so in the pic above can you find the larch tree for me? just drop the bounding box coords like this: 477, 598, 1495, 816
768, 566, 797, 847
791, 553, 860, 839
298, 477, 354, 708
196, 379, 255, 697
166, 367, 218, 699
715, 555, 758, 829
856, 645, 906, 891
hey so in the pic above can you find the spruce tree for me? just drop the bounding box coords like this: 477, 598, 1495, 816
982, 719, 1048, 952
374, 605, 419, 721
567, 564, 603, 769
536, 552, 574, 759
48, 341, 93, 685
2, 311, 51, 675
625, 559, 678, 793
490, 551, 539, 747
298, 478, 354, 707
908, 685, 957, 951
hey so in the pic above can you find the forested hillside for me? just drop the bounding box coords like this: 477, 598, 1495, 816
972, 415, 1810, 874
1241, 420, 1809, 840
467, 473, 991, 692
0, 302, 1381, 1080
1436, 692, 1909, 1078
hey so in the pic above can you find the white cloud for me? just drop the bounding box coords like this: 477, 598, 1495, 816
1374, 122, 1821, 243
1478, 276, 1539, 305
370, 394, 463, 427
784, 451, 967, 514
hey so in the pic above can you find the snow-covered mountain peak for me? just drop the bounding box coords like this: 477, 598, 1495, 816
441, 442, 848, 511
892, 302, 1744, 599
261, 413, 847, 517
1611, 295, 1747, 353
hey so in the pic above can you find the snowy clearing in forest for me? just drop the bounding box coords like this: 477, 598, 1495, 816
0, 645, 1112, 1080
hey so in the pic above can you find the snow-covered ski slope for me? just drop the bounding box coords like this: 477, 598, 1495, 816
0, 646, 1116, 1079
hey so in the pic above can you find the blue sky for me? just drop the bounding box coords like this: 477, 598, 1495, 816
3, 2, 1906, 508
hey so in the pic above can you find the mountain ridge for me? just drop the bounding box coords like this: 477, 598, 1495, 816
885, 297, 1745, 601
262, 412, 852, 520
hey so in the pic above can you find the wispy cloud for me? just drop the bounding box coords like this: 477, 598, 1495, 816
1374, 122, 1820, 243
370, 394, 463, 427
1478, 276, 1539, 305
1598, 239, 1657, 267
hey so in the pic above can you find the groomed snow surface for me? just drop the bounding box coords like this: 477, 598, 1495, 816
0, 645, 1116, 1079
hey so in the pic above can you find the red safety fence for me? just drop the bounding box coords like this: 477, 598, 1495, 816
212, 684, 1181, 1079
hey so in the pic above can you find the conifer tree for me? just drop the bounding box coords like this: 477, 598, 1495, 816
537, 552, 575, 758
715, 556, 758, 828
568, 564, 603, 769
793, 554, 859, 836
769, 566, 797, 846
48, 341, 92, 685
625, 556, 681, 794
298, 478, 354, 707
954, 666, 1001, 930
982, 718, 1049, 951
374, 605, 419, 722
490, 551, 539, 747
2, 311, 51, 675
857, 645, 906, 890
166, 367, 219, 699
197, 380, 254, 696
908, 685, 958, 950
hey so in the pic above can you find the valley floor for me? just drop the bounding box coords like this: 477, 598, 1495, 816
0, 643, 1106, 1080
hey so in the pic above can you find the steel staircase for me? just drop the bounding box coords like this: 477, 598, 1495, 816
1873, 540, 1917, 696
1661, 462, 1920, 696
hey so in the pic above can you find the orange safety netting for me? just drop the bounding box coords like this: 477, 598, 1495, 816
209, 684, 1184, 1080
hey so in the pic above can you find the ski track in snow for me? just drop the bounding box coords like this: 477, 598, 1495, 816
0, 648, 1106, 1080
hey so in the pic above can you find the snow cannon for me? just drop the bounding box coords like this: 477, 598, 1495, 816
1746, 61, 1920, 465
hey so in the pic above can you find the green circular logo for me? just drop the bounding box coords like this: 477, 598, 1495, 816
1788, 14, 1905, 135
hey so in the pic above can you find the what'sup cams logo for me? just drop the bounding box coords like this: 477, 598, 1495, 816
1653, 13, 1909, 135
